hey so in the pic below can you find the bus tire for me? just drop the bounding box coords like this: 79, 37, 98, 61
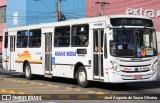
25, 63, 33, 80
77, 66, 89, 88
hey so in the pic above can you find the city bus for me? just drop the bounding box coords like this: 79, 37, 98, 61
2, 15, 158, 87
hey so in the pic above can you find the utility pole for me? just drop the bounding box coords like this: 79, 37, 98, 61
56, 0, 65, 21
95, 0, 110, 16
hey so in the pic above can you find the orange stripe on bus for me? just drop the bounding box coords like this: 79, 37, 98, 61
29, 60, 42, 64
3, 59, 9, 62
15, 59, 42, 64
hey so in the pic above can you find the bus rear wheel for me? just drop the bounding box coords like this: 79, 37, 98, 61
77, 66, 89, 88
25, 63, 33, 80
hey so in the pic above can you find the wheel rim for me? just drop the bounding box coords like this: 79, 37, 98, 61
78, 70, 86, 84
25, 66, 30, 77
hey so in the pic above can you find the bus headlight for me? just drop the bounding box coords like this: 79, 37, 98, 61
114, 65, 119, 71
110, 60, 120, 71
112, 62, 119, 72
150, 59, 158, 70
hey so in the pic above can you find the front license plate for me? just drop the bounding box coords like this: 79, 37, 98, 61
134, 75, 142, 79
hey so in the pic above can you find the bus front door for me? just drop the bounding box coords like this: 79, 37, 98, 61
10, 36, 15, 71
93, 29, 104, 80
44, 33, 52, 77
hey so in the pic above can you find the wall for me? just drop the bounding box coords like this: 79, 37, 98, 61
7, 0, 27, 27
26, 0, 55, 25
7, 0, 86, 27
0, 0, 6, 53
0, 0, 6, 6
0, 23, 5, 36
86, 0, 160, 52
0, 23, 5, 53
0, 0, 6, 36
86, 0, 160, 31
26, 0, 86, 25
61, 0, 86, 20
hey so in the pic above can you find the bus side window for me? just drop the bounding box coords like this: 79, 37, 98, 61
54, 26, 70, 47
17, 31, 28, 48
4, 32, 8, 48
71, 24, 89, 47
29, 29, 41, 48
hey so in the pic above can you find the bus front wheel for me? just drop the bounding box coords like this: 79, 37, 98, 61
25, 63, 33, 80
77, 66, 89, 88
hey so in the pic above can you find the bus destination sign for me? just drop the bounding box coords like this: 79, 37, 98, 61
110, 18, 153, 27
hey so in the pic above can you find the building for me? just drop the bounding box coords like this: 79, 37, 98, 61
86, 0, 160, 51
5, 0, 160, 52
6, 0, 85, 27
0, 0, 6, 54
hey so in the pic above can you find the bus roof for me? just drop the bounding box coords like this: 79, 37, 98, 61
5, 15, 152, 32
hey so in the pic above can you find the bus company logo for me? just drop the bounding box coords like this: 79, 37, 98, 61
124, 68, 131, 71
2, 95, 11, 100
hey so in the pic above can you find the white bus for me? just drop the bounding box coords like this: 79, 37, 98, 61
2, 15, 158, 87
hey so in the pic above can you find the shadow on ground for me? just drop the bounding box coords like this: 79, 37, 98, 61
1, 71, 160, 92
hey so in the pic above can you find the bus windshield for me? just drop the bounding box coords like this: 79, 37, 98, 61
110, 28, 158, 58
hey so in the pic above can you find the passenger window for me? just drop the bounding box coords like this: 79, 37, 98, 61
4, 32, 8, 48
29, 29, 41, 48
17, 31, 28, 48
72, 24, 89, 47
54, 26, 70, 47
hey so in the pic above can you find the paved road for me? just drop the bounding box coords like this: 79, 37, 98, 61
0, 63, 160, 103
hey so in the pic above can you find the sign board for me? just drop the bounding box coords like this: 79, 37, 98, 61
126, 7, 160, 18
13, 12, 18, 25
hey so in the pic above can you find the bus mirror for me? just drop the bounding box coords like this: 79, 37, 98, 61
110, 41, 116, 56
109, 33, 113, 40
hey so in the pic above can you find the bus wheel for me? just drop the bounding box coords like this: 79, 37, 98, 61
25, 63, 33, 80
77, 66, 89, 88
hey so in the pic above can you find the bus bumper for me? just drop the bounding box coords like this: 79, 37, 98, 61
108, 68, 157, 83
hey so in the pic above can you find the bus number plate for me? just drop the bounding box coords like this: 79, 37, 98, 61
134, 75, 142, 79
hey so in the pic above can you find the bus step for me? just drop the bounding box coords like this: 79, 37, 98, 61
9, 70, 16, 72
44, 74, 52, 78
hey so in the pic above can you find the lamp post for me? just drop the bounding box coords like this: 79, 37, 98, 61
56, 0, 66, 21
95, 0, 110, 16
35, 0, 65, 21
